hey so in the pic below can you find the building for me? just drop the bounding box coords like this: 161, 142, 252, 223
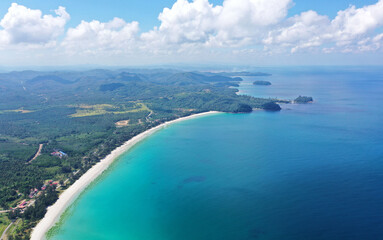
51, 150, 68, 158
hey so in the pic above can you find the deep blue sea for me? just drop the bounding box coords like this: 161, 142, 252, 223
49, 67, 383, 240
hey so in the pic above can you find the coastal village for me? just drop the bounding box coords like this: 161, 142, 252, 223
0, 150, 75, 240
0, 169, 81, 240
13, 180, 60, 213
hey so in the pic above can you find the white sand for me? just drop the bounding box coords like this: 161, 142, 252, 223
30, 111, 219, 240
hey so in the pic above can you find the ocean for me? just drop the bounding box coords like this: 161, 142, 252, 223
49, 67, 383, 240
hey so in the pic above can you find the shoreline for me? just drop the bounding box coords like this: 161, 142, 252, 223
30, 111, 219, 240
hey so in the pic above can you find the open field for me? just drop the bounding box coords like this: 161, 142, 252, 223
69, 102, 150, 118
0, 109, 34, 114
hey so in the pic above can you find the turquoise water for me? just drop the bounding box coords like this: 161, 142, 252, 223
50, 67, 383, 240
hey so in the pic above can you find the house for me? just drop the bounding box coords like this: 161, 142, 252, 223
17, 200, 28, 209
59, 151, 67, 156
29, 188, 38, 198
51, 150, 68, 158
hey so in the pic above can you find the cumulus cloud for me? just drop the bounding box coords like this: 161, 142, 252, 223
263, 11, 331, 53
264, 0, 383, 53
1, 0, 383, 63
332, 1, 383, 44
139, 0, 383, 55
141, 0, 292, 49
0, 3, 69, 47
62, 18, 139, 54
141, 0, 221, 51
215, 0, 291, 43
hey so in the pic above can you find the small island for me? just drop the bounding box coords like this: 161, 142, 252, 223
294, 96, 313, 104
262, 102, 281, 111
253, 80, 272, 86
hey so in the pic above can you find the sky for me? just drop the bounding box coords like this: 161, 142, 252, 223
0, 0, 382, 67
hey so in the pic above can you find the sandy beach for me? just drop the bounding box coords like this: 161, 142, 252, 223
30, 111, 219, 240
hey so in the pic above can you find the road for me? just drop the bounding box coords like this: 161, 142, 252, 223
62, 169, 80, 186
1, 222, 12, 240
146, 111, 153, 122
1, 219, 21, 240
27, 144, 43, 164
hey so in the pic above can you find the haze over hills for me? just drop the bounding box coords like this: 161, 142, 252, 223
0, 69, 283, 110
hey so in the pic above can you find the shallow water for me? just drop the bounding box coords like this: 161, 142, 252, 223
50, 67, 383, 240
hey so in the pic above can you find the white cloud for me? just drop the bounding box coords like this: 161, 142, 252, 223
216, 0, 291, 40
62, 18, 139, 54
141, 0, 221, 50
332, 1, 383, 45
263, 10, 331, 53
140, 0, 383, 55
1, 0, 383, 65
352, 32, 383, 52
0, 3, 69, 47
141, 0, 292, 49
264, 0, 383, 53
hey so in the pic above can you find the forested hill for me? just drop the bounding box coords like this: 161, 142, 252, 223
0, 68, 283, 239
0, 69, 279, 110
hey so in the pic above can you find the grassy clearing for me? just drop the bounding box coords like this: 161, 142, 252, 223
129, 103, 150, 112
0, 108, 34, 114
115, 120, 130, 127
69, 103, 150, 118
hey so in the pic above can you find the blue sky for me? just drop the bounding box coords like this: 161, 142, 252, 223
0, 0, 382, 66
0, 0, 378, 31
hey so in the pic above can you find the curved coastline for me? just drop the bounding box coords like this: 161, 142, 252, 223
30, 111, 219, 240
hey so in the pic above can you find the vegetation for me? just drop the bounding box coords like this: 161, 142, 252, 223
253, 80, 272, 86
23, 187, 58, 221
99, 83, 125, 92
0, 68, 288, 239
294, 96, 314, 103
262, 102, 282, 111
0, 214, 11, 237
